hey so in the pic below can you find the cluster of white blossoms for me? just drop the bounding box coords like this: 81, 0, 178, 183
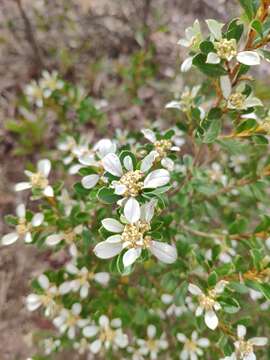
25, 70, 64, 107
178, 19, 261, 74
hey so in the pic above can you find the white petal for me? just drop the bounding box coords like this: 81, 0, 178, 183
244, 353, 256, 360
237, 51, 260, 66
16, 204, 26, 218
43, 186, 54, 197
140, 199, 157, 222
111, 318, 122, 328
90, 339, 102, 354
147, 324, 156, 339
206, 52, 220, 64
165, 101, 181, 110
94, 272, 110, 285
149, 241, 177, 264
72, 302, 81, 315
161, 157, 174, 171
143, 169, 170, 188
244, 96, 263, 108
94, 241, 123, 259
69, 164, 83, 174
220, 76, 232, 99
83, 325, 99, 338
68, 326, 76, 339
101, 218, 124, 233
176, 333, 187, 343
123, 248, 141, 267
38, 159, 51, 177
205, 310, 218, 330
206, 19, 224, 40
26, 294, 42, 311
99, 315, 109, 327
140, 151, 158, 172
161, 293, 173, 304
24, 232, 32, 243
80, 284, 89, 298
188, 284, 203, 296
38, 274, 50, 289
1, 232, 19, 245
79, 154, 96, 166
197, 338, 210, 347
249, 337, 268, 346
46, 233, 63, 246
59, 282, 72, 295
106, 235, 122, 243
195, 306, 203, 316
14, 182, 32, 191
113, 183, 127, 195
141, 129, 156, 143
102, 153, 123, 177
31, 213, 44, 227
181, 57, 193, 72
124, 198, 141, 224
114, 331, 129, 348
95, 139, 116, 158
81, 174, 99, 189
123, 156, 134, 171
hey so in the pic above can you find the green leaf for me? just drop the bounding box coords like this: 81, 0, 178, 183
238, 0, 255, 21
192, 54, 228, 77
257, 283, 270, 300
219, 296, 240, 313
97, 187, 121, 204
73, 182, 90, 196
226, 18, 244, 42
208, 271, 218, 287
4, 215, 18, 226
251, 19, 263, 38
203, 118, 221, 143
199, 40, 214, 54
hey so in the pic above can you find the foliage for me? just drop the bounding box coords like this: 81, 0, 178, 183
2, 2, 270, 359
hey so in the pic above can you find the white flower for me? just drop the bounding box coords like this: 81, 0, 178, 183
204, 20, 260, 67
43, 338, 61, 355
39, 70, 64, 98
57, 189, 76, 216
161, 293, 187, 317
229, 154, 247, 174
136, 324, 168, 359
206, 238, 237, 264
15, 159, 54, 197
1, 204, 44, 245
46, 225, 83, 247
177, 331, 210, 360
79, 138, 117, 189
166, 86, 204, 120
53, 303, 89, 339
227, 85, 263, 110
208, 163, 228, 186
26, 274, 59, 317
59, 264, 110, 298
101, 152, 170, 219
94, 201, 177, 267
224, 325, 268, 360
188, 281, 228, 330
141, 129, 182, 171
178, 20, 202, 50
82, 315, 128, 354
25, 80, 44, 107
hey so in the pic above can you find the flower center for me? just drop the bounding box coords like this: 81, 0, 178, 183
198, 293, 216, 311
119, 170, 144, 197
214, 38, 237, 60
228, 93, 246, 109
121, 221, 151, 248
154, 140, 172, 159
147, 339, 158, 351
100, 327, 115, 343
185, 339, 197, 352
30, 172, 49, 188
237, 340, 253, 359
16, 218, 30, 235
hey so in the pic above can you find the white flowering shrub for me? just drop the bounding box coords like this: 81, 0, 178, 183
3, 2, 270, 359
